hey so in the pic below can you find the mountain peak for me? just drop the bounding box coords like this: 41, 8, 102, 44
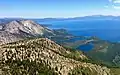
20, 20, 37, 26
0, 20, 54, 44
21, 20, 36, 23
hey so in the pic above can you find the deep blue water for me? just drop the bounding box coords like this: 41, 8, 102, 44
37, 20, 120, 51
38, 20, 120, 42
65, 37, 85, 42
76, 43, 94, 51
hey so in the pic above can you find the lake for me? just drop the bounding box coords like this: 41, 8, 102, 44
76, 43, 94, 51
38, 20, 120, 42
37, 19, 120, 51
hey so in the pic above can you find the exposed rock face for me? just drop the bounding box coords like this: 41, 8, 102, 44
0, 31, 21, 45
4, 20, 46, 35
0, 26, 2, 30
0, 38, 111, 75
0, 20, 54, 45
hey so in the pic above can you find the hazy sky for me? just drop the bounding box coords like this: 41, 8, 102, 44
1, 0, 120, 18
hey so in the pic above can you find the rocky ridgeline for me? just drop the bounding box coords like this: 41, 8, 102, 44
0, 38, 111, 75
0, 20, 54, 45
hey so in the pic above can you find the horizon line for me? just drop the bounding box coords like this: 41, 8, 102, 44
0, 15, 120, 19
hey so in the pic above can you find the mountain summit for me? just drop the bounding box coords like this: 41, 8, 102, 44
0, 20, 54, 44
4, 20, 46, 35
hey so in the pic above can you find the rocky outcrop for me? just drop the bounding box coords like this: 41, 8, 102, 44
0, 20, 54, 45
4, 20, 47, 35
0, 31, 21, 45
0, 38, 111, 75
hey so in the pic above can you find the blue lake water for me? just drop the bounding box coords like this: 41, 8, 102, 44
76, 43, 94, 51
65, 37, 85, 42
38, 20, 120, 51
38, 20, 120, 42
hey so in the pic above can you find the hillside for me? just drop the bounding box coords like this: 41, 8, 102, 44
0, 38, 111, 75
61, 36, 120, 67
85, 40, 120, 67
0, 20, 55, 45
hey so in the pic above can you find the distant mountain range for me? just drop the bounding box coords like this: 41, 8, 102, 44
1, 15, 120, 23
31, 15, 120, 22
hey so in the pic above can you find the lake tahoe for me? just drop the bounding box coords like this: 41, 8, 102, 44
38, 19, 120, 42
37, 19, 120, 51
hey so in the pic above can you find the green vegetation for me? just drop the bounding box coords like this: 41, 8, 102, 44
110, 68, 120, 75
63, 47, 88, 61
63, 46, 120, 75
86, 42, 120, 67
2, 59, 57, 75
0, 38, 114, 75
69, 66, 98, 75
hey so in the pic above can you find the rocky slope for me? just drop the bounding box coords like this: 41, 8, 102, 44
3, 20, 53, 35
0, 31, 22, 45
0, 38, 111, 75
0, 20, 55, 45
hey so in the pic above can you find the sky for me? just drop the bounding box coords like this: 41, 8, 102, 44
1, 0, 120, 18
